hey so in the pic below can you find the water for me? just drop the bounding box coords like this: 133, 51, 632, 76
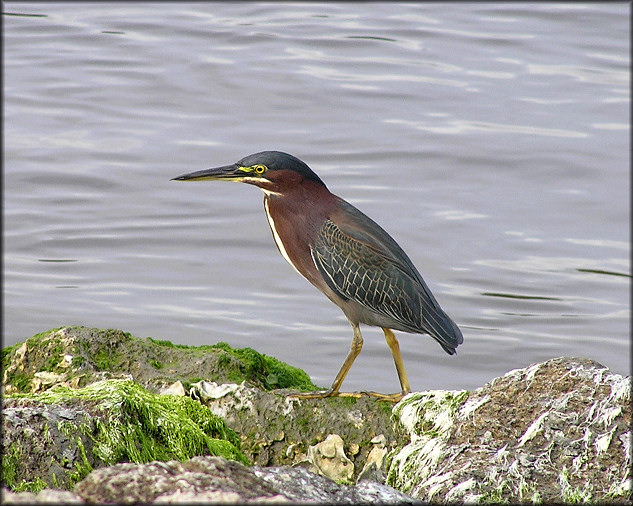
3, 2, 629, 393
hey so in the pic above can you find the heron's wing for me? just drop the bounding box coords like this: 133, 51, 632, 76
311, 214, 462, 353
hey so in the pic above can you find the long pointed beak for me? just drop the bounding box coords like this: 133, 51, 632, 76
171, 164, 243, 182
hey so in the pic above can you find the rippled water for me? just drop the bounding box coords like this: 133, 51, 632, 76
3, 3, 630, 393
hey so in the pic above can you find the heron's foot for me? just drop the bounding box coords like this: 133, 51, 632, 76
364, 390, 407, 403
288, 389, 345, 399
288, 389, 406, 402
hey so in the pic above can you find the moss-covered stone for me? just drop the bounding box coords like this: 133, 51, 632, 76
386, 357, 632, 503
206, 341, 315, 391
2, 326, 318, 395
189, 381, 398, 482
2, 379, 248, 491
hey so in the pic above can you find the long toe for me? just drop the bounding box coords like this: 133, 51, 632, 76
289, 389, 338, 399
289, 389, 403, 402
365, 391, 406, 403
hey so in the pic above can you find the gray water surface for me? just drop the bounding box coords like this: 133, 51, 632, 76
3, 2, 630, 393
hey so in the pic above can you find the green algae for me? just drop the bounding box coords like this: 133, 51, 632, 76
2, 327, 318, 394
1, 341, 20, 362
2, 445, 22, 491
148, 338, 318, 391
33, 379, 247, 464
4, 379, 249, 491
11, 477, 48, 494
57, 429, 93, 489
5, 371, 31, 393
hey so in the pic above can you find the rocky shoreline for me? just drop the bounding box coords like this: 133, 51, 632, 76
2, 326, 631, 503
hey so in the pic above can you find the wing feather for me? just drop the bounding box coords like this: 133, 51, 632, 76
311, 217, 462, 352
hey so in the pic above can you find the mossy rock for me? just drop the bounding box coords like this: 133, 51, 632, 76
2, 379, 248, 492
386, 358, 632, 503
2, 326, 318, 394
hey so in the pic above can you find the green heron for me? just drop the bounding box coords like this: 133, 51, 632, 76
173, 151, 463, 402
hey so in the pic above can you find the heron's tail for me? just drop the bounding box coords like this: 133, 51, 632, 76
423, 303, 464, 356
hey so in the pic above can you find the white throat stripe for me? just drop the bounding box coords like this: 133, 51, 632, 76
264, 199, 302, 276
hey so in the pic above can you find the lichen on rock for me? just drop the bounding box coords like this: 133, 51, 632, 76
387, 357, 632, 503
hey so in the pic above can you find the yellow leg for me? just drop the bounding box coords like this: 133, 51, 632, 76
291, 323, 363, 399
288, 325, 409, 403
382, 328, 411, 395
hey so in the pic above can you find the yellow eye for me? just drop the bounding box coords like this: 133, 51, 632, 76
254, 164, 267, 174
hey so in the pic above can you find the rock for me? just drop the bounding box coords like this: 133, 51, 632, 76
1, 456, 423, 504
1, 326, 317, 395
252, 462, 421, 503
160, 380, 186, 396
304, 434, 354, 484
3, 327, 630, 503
1, 379, 247, 491
74, 457, 286, 504
357, 434, 389, 483
193, 380, 396, 479
1, 398, 100, 491
387, 357, 632, 503
1, 488, 83, 503
2, 328, 397, 490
